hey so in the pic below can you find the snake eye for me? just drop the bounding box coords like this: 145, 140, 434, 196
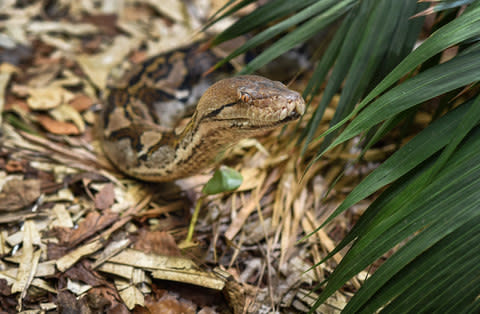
239, 91, 252, 104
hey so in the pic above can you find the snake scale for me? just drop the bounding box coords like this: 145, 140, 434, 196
100, 45, 306, 182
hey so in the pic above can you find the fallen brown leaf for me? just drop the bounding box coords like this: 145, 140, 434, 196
64, 261, 113, 288
5, 160, 26, 173
54, 210, 118, 247
86, 288, 129, 313
4, 96, 30, 112
145, 293, 196, 314
81, 14, 118, 36
0, 178, 40, 211
133, 230, 181, 256
37, 114, 80, 135
94, 183, 115, 210
68, 94, 95, 112
56, 290, 89, 313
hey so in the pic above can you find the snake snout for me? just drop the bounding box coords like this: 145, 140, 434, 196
274, 91, 305, 123
287, 92, 305, 116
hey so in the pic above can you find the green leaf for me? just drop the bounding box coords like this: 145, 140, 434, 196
413, 0, 477, 17
211, 0, 318, 46
316, 96, 480, 268
4, 113, 39, 135
316, 4, 480, 146
350, 216, 480, 313
202, 166, 243, 195
301, 0, 426, 153
300, 1, 374, 151
320, 0, 411, 150
312, 128, 480, 309
239, 0, 356, 74
297, 14, 352, 150
211, 0, 343, 71
323, 49, 480, 151
316, 96, 479, 232
202, 0, 255, 33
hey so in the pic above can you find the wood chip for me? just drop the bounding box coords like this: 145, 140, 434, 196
56, 240, 104, 272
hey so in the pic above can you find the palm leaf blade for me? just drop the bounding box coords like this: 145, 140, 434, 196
312, 130, 480, 309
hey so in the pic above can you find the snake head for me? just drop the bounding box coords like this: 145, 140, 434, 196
196, 75, 305, 129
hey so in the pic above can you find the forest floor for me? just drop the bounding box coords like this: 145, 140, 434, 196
0, 0, 389, 312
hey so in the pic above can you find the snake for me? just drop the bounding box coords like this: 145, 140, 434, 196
100, 45, 306, 182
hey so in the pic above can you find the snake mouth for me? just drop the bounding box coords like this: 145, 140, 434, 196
226, 109, 302, 129
280, 110, 302, 123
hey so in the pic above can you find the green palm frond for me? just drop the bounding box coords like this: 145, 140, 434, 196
206, 0, 480, 312
413, 0, 477, 17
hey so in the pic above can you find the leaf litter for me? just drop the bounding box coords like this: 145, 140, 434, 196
0, 0, 389, 313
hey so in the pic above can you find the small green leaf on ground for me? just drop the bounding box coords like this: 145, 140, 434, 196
202, 166, 243, 195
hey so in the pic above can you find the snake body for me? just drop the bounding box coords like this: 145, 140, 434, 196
101, 46, 305, 182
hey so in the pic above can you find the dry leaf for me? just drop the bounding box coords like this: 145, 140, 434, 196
27, 86, 74, 110
145, 293, 196, 314
4, 96, 30, 112
5, 160, 26, 173
0, 178, 40, 211
76, 36, 137, 89
107, 249, 225, 290
91, 239, 131, 269
133, 230, 180, 256
49, 104, 86, 132
54, 210, 118, 247
36, 114, 80, 135
27, 63, 62, 87
51, 204, 74, 228
56, 291, 87, 313
143, 0, 186, 22
94, 183, 115, 210
27, 21, 98, 36
56, 240, 104, 272
11, 220, 41, 298
82, 14, 118, 36
0, 63, 18, 125
69, 94, 95, 112
67, 278, 91, 295
118, 284, 144, 310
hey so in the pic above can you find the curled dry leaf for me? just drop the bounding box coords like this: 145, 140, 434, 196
0, 178, 40, 211
36, 114, 80, 135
